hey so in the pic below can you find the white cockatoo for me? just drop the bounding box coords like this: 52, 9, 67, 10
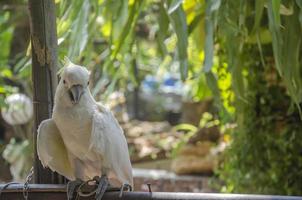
37, 59, 133, 199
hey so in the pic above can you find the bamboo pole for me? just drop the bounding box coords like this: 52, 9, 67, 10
28, 0, 64, 184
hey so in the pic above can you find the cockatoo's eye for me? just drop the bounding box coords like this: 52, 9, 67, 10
87, 81, 89, 85
63, 80, 66, 84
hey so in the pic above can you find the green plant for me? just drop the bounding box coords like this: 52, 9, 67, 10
206, 1, 302, 195
219, 60, 302, 195
171, 112, 220, 157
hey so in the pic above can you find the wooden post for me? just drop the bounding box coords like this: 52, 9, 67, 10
28, 0, 64, 184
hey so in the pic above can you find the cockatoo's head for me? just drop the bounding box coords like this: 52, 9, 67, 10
58, 59, 90, 105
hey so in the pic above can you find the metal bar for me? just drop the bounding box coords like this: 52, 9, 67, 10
1, 184, 302, 200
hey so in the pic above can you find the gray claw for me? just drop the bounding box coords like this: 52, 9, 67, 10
95, 175, 109, 200
119, 183, 132, 198
67, 179, 82, 200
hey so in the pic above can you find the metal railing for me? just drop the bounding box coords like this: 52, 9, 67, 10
1, 184, 302, 200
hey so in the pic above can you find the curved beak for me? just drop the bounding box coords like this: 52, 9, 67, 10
68, 85, 84, 104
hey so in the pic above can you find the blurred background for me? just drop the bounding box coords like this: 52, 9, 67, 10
1, 0, 302, 196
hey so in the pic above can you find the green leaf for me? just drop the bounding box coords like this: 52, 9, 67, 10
0, 87, 6, 93
205, 71, 220, 105
67, 0, 90, 60
256, 32, 266, 67
271, 0, 281, 25
203, 0, 221, 73
156, 2, 170, 57
168, 0, 183, 14
109, 0, 144, 61
1, 69, 12, 78
267, 0, 282, 75
108, 0, 129, 43
252, 0, 265, 33
14, 57, 30, 74
167, 3, 188, 80
0, 96, 6, 108
188, 13, 203, 34
93, 1, 144, 96
174, 123, 197, 132
280, 5, 302, 113
296, 0, 302, 25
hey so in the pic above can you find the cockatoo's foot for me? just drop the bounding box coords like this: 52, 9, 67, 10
94, 175, 109, 200
67, 179, 83, 200
119, 183, 132, 198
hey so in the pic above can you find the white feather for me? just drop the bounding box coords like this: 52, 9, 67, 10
90, 104, 133, 186
37, 119, 75, 180
37, 62, 133, 187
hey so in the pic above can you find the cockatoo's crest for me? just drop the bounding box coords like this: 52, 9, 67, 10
57, 57, 78, 77
64, 56, 72, 66
57, 57, 91, 79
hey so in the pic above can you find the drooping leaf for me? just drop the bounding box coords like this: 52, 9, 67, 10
203, 2, 214, 73
216, 0, 247, 102
168, 0, 184, 14
296, 0, 302, 25
252, 0, 265, 33
203, 0, 221, 73
106, 0, 128, 43
156, 1, 170, 57
256, 32, 266, 67
109, 0, 144, 61
280, 4, 302, 113
67, 0, 90, 60
93, 0, 144, 96
271, 0, 281, 25
188, 13, 203, 34
166, 2, 189, 80
205, 71, 225, 112
267, 0, 282, 75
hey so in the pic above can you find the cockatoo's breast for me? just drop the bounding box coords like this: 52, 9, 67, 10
53, 99, 98, 161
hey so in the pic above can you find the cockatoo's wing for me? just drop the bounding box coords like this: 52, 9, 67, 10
37, 119, 75, 180
90, 103, 133, 187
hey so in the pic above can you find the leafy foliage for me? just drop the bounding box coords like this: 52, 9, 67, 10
210, 0, 302, 195
219, 60, 302, 195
